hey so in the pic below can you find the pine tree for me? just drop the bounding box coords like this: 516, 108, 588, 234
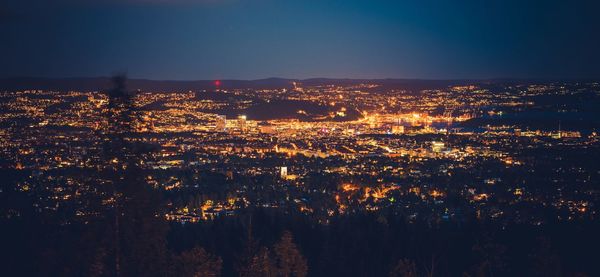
390, 259, 418, 277
531, 237, 563, 277
239, 246, 275, 277
469, 238, 507, 277
103, 75, 169, 276
272, 231, 308, 277
170, 246, 222, 277
237, 215, 268, 277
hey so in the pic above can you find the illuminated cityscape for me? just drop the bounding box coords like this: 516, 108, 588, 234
3, 82, 598, 225
2, 78, 600, 276
2, 0, 600, 276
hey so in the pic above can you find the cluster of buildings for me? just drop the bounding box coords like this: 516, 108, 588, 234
1, 82, 598, 225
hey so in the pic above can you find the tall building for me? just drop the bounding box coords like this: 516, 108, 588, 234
215, 115, 226, 132
280, 166, 288, 178
238, 115, 247, 132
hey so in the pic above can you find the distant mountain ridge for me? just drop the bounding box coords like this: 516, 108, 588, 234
0, 76, 579, 92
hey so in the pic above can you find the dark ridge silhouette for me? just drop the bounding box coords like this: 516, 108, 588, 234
0, 77, 573, 92
0, 77, 296, 91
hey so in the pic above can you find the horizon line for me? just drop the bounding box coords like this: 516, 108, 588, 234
2, 76, 600, 82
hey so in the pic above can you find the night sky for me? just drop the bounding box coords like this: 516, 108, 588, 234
1, 0, 599, 80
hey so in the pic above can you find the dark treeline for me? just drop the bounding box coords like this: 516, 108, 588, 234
3, 206, 600, 276
166, 209, 600, 277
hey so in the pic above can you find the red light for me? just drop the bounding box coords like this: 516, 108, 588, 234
214, 80, 221, 87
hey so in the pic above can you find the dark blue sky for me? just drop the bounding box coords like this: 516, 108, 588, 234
1, 0, 599, 80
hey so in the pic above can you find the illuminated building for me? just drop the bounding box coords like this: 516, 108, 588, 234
215, 115, 226, 132
259, 124, 275, 134
431, 141, 445, 153
391, 125, 404, 134
238, 115, 247, 132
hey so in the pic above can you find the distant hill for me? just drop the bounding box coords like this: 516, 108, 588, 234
0, 77, 536, 92
0, 77, 294, 92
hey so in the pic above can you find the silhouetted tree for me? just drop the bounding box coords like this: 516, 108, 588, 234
238, 246, 275, 277
272, 230, 308, 277
423, 254, 438, 277
390, 259, 418, 277
170, 246, 222, 277
467, 238, 507, 277
103, 75, 169, 276
531, 237, 563, 277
